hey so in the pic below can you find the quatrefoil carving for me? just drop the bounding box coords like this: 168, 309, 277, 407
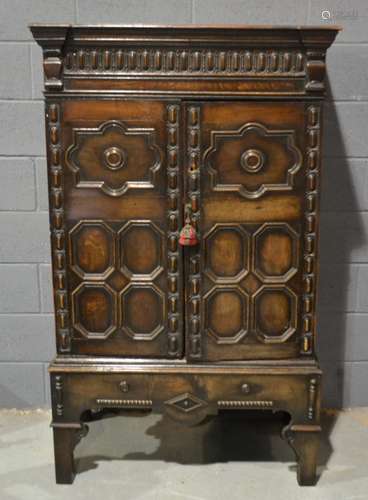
66, 120, 163, 197
204, 122, 302, 199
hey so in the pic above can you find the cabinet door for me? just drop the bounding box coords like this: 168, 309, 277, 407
185, 102, 313, 361
54, 100, 183, 357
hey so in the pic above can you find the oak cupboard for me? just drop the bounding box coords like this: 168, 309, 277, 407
30, 24, 340, 486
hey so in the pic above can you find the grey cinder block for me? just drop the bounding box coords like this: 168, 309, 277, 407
324, 102, 368, 158
0, 43, 32, 98
39, 264, 53, 313
317, 312, 368, 362
0, 265, 39, 313
35, 158, 49, 211
322, 361, 368, 407
317, 263, 359, 313
327, 45, 368, 101
0, 101, 45, 156
308, 0, 368, 43
0, 158, 36, 210
193, 0, 307, 24
31, 43, 44, 99
356, 266, 368, 312
0, 212, 50, 263
77, 0, 192, 24
0, 314, 54, 362
0, 0, 75, 41
319, 212, 368, 264
321, 159, 368, 212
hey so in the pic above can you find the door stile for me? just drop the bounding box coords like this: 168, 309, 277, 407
183, 103, 204, 361
166, 101, 185, 358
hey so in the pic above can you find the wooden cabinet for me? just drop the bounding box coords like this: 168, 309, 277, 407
30, 24, 340, 486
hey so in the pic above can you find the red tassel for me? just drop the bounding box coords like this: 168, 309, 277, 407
179, 223, 198, 246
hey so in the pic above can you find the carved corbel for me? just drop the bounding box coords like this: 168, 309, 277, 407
29, 25, 70, 91
43, 49, 64, 90
305, 50, 326, 92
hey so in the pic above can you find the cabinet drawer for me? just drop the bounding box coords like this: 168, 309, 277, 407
52, 368, 320, 425
54, 373, 152, 419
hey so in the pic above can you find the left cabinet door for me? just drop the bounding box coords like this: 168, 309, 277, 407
48, 99, 184, 358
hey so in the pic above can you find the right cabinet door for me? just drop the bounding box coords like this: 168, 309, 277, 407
193, 101, 318, 361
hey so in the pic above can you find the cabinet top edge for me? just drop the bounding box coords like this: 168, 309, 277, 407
28, 23, 342, 31
29, 23, 341, 50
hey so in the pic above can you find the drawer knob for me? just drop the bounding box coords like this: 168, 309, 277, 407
241, 383, 250, 394
119, 380, 129, 393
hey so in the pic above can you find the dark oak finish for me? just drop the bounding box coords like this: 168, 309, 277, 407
30, 23, 340, 486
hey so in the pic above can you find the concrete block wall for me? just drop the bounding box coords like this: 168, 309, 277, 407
0, 0, 367, 408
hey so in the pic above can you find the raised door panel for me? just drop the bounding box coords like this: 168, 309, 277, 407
186, 101, 315, 361
51, 99, 183, 357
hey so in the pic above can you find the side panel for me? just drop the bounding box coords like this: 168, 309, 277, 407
48, 99, 184, 357
188, 101, 318, 361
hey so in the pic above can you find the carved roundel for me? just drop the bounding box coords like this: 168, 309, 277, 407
120, 283, 165, 340
118, 221, 164, 281
72, 283, 117, 339
253, 223, 299, 283
69, 220, 115, 280
253, 286, 297, 343
103, 146, 127, 170
204, 224, 250, 283
240, 149, 265, 173
204, 286, 249, 344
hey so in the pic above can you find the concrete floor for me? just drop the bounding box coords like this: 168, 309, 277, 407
0, 408, 367, 500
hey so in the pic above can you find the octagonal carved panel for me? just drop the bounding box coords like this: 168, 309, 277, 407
204, 224, 250, 283
72, 283, 117, 339
118, 221, 164, 281
253, 286, 297, 343
120, 283, 165, 340
204, 286, 249, 344
69, 220, 115, 280
253, 223, 299, 283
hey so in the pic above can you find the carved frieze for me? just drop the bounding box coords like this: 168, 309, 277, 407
64, 48, 306, 76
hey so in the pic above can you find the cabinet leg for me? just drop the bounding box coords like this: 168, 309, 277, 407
52, 426, 79, 484
282, 424, 321, 486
